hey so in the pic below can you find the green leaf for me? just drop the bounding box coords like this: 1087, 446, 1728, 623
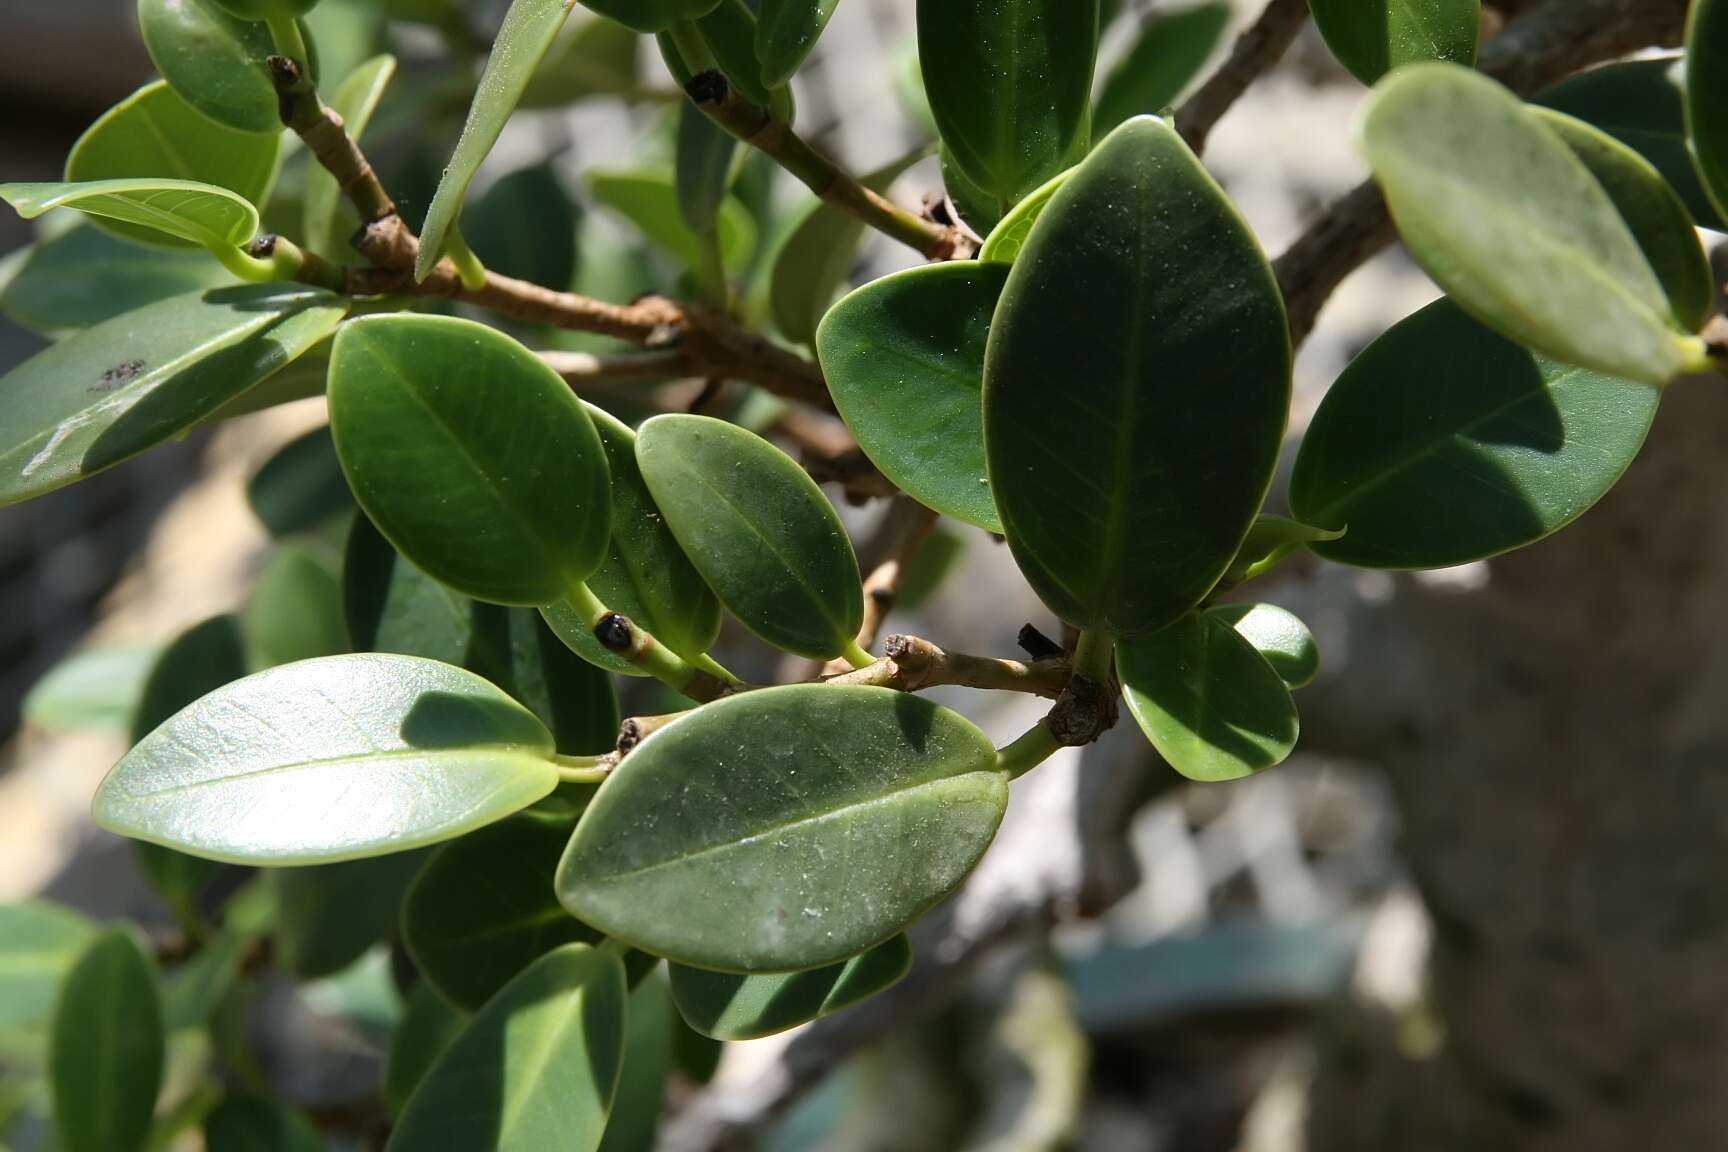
941, 145, 1002, 233
635, 414, 863, 661
1311, 0, 1479, 86
817, 261, 1005, 532
248, 425, 354, 538
465, 607, 622, 755
1688, 0, 1728, 224
304, 54, 396, 261
66, 80, 278, 251
1118, 613, 1298, 782
984, 116, 1289, 638
1531, 108, 1711, 333
977, 166, 1072, 265
669, 933, 910, 1040
2, 180, 260, 254
694, 0, 777, 107
415, 0, 579, 280
138, 0, 289, 133
328, 314, 612, 606
598, 975, 675, 1152
386, 943, 626, 1152
344, 513, 474, 665
271, 852, 428, 979
756, 0, 840, 88
769, 150, 923, 347
918, 0, 1098, 207
23, 646, 158, 733
1093, 2, 1229, 131
541, 405, 721, 677
676, 104, 740, 236
0, 285, 344, 507
1222, 514, 1344, 584
49, 930, 164, 1152
94, 654, 561, 865
1535, 55, 1723, 230
589, 169, 757, 275
242, 543, 349, 669
1290, 298, 1659, 568
162, 932, 247, 1031
384, 982, 463, 1117
0, 903, 94, 1070
577, 0, 720, 33
558, 684, 1006, 971
404, 813, 603, 1012
0, 225, 231, 335
1205, 603, 1319, 689
204, 1093, 325, 1152
468, 165, 581, 290
522, 15, 645, 107
1359, 63, 1699, 384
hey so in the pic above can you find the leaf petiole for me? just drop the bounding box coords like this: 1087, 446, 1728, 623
563, 579, 739, 701
263, 8, 311, 68
552, 754, 612, 785
443, 225, 489, 292
840, 637, 876, 671
994, 721, 1062, 780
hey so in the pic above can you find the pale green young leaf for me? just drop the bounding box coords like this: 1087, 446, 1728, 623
2, 180, 259, 254
1205, 603, 1320, 690
589, 169, 757, 274
22, 646, 158, 734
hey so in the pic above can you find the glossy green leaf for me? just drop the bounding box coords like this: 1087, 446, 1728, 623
1532, 108, 1710, 332
242, 544, 349, 669
1119, 613, 1298, 783
304, 54, 396, 260
248, 425, 353, 538
559, 685, 1006, 971
598, 975, 675, 1152
468, 165, 580, 290
635, 414, 863, 661
769, 150, 923, 347
1311, 0, 1479, 86
1535, 55, 1723, 230
1360, 63, 1698, 384
756, 0, 839, 88
977, 166, 1072, 264
589, 169, 757, 274
344, 513, 474, 666
0, 285, 344, 507
676, 103, 739, 235
466, 607, 620, 755
139, 0, 287, 132
2, 180, 260, 254
540, 406, 721, 677
918, 0, 1098, 207
694, 0, 777, 107
1688, 0, 1728, 223
1205, 603, 1319, 689
0, 903, 94, 1069
522, 14, 645, 106
817, 262, 1005, 531
328, 314, 612, 606
941, 145, 1002, 233
49, 930, 164, 1152
1222, 514, 1344, 584
66, 80, 278, 251
0, 225, 231, 335
385, 982, 463, 1117
984, 116, 1289, 638
404, 813, 603, 1011
1094, 2, 1230, 131
95, 654, 561, 865
271, 852, 427, 979
23, 646, 158, 733
415, 0, 579, 281
670, 933, 910, 1040
576, 0, 720, 33
386, 944, 626, 1152
1290, 298, 1658, 568
204, 1093, 325, 1152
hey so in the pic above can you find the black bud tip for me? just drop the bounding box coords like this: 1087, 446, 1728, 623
246, 234, 279, 259
1016, 623, 1064, 662
686, 70, 730, 106
595, 613, 634, 652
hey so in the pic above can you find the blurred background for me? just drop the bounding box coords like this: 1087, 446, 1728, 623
3, 1, 1718, 1150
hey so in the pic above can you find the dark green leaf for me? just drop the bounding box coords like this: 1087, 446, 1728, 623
138, 0, 288, 133
272, 852, 428, 979
384, 982, 463, 1117
1311, 0, 1479, 86
576, 0, 722, 33
676, 104, 740, 235
243, 543, 349, 670
403, 812, 602, 1012
248, 425, 353, 538
670, 933, 910, 1040
635, 414, 863, 661
94, 654, 561, 865
694, 0, 777, 106
597, 975, 675, 1152
1360, 63, 1700, 384
541, 405, 722, 677
467, 608, 622, 755
0, 903, 94, 1070
1118, 613, 1298, 782
1205, 603, 1319, 689
1532, 108, 1710, 333
0, 285, 344, 507
558, 685, 1006, 971
0, 225, 231, 335
468, 165, 580, 290
304, 55, 396, 260
328, 314, 612, 606
984, 116, 1289, 638
918, 0, 1098, 207
941, 145, 1002, 233
1290, 299, 1658, 568
589, 169, 757, 275
23, 646, 158, 733
65, 80, 278, 250
817, 261, 1005, 531
1535, 55, 1722, 229
344, 513, 474, 665
1688, 0, 1728, 223
2, 180, 261, 254
416, 0, 579, 279
386, 944, 626, 1152
49, 930, 164, 1152
204, 1093, 324, 1152
1093, 3, 1227, 130
756, 0, 840, 88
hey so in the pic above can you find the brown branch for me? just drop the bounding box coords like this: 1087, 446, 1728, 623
824, 634, 1072, 698
1175, 0, 1311, 156
821, 498, 939, 676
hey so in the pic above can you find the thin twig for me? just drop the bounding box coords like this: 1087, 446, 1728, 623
1175, 0, 1312, 156
823, 634, 1072, 698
